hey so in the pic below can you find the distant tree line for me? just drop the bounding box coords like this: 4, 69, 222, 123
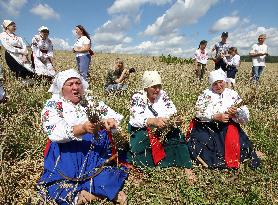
241, 55, 278, 63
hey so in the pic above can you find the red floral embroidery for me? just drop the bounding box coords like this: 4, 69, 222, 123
56, 102, 63, 110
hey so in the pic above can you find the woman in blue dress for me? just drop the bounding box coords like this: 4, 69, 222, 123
37, 69, 128, 204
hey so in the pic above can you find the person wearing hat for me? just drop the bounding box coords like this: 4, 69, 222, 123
37, 68, 128, 204
31, 26, 55, 81
186, 69, 262, 169
249, 34, 269, 83
128, 71, 195, 181
0, 20, 35, 79
211, 32, 231, 70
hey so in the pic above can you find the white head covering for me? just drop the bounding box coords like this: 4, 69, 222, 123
38, 26, 49, 32
48, 69, 88, 96
208, 69, 227, 85
2, 20, 13, 31
142, 71, 162, 89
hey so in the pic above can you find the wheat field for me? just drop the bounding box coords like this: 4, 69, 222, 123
0, 50, 277, 204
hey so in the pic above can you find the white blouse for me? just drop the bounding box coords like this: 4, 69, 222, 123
31, 34, 53, 59
196, 88, 249, 124
41, 96, 123, 143
194, 49, 209, 64
0, 32, 28, 54
74, 36, 90, 57
129, 90, 177, 128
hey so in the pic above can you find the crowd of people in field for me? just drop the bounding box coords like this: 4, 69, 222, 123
0, 20, 269, 204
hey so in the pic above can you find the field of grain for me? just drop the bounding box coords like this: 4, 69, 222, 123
0, 50, 277, 204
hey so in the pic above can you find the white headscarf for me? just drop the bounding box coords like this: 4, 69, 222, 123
38, 26, 49, 32
2, 20, 13, 32
142, 71, 162, 89
48, 69, 88, 96
208, 69, 227, 85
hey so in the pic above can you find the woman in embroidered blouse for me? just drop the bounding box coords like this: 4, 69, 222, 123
0, 20, 35, 79
128, 71, 195, 180
31, 26, 55, 81
73, 25, 92, 80
187, 69, 261, 169
37, 69, 128, 205
193, 40, 209, 80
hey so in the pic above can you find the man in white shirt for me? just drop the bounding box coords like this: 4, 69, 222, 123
249, 34, 268, 82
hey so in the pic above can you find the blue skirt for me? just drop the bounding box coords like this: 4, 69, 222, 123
37, 130, 128, 204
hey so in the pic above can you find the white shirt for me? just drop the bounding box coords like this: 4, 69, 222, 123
194, 49, 209, 64
74, 36, 90, 57
129, 90, 177, 128
196, 88, 249, 124
223, 54, 240, 67
41, 96, 123, 143
250, 43, 268, 66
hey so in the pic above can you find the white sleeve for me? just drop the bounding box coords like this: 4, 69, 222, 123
41, 101, 76, 143
160, 91, 177, 117
1, 36, 20, 54
97, 101, 123, 125
18, 37, 27, 54
31, 37, 43, 58
129, 93, 148, 128
250, 44, 256, 54
83, 36, 90, 45
193, 50, 198, 60
45, 39, 53, 58
195, 92, 214, 121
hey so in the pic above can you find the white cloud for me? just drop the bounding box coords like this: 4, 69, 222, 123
143, 0, 218, 36
0, 0, 27, 16
210, 16, 240, 33
50, 37, 71, 50
93, 15, 132, 45
108, 0, 171, 14
30, 4, 60, 20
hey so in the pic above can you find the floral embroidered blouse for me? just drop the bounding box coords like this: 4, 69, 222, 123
31, 34, 53, 59
129, 90, 177, 128
196, 88, 249, 124
0, 32, 28, 54
41, 96, 123, 143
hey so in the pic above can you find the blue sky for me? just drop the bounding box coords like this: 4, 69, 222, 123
0, 0, 277, 57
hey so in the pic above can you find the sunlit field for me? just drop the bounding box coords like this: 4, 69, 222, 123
0, 50, 277, 204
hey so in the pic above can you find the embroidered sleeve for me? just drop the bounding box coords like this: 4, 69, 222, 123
1, 35, 19, 54
129, 93, 148, 128
161, 91, 177, 117
97, 101, 123, 125
45, 39, 53, 58
231, 92, 249, 124
195, 91, 214, 121
41, 100, 75, 143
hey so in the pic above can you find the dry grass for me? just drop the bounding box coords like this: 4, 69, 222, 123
0, 50, 277, 204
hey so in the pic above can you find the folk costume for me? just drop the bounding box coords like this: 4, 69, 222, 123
186, 69, 260, 169
31, 26, 55, 79
1, 20, 35, 79
37, 69, 128, 204
128, 71, 192, 168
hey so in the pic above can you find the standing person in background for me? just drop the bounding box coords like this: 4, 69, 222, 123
73, 25, 92, 81
105, 58, 134, 92
31, 26, 55, 81
211, 32, 230, 71
193, 40, 209, 80
222, 47, 240, 89
249, 34, 268, 83
0, 20, 35, 79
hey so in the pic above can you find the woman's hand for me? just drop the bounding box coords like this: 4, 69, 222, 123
213, 113, 230, 123
82, 121, 96, 133
103, 118, 117, 131
227, 106, 237, 117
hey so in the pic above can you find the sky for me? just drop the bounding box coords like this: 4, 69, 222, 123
0, 0, 277, 57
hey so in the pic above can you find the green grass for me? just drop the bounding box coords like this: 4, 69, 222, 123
0, 51, 277, 204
